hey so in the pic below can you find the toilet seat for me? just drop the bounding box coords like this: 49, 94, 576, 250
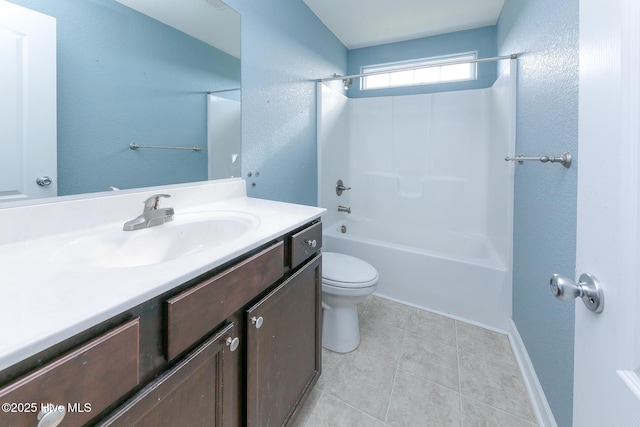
322, 252, 379, 289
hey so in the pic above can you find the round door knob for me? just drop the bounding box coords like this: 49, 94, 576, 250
251, 316, 264, 329
304, 239, 317, 248
225, 336, 240, 352
549, 273, 604, 313
36, 176, 53, 186
37, 404, 66, 427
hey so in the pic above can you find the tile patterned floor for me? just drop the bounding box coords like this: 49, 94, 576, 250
292, 295, 539, 427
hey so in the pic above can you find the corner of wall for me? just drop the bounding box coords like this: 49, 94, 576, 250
508, 320, 558, 427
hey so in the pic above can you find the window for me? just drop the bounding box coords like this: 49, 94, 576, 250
360, 52, 478, 90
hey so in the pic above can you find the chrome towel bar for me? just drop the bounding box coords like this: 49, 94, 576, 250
504, 152, 572, 168
130, 143, 202, 152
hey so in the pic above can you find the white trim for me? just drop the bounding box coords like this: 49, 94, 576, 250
508, 320, 558, 427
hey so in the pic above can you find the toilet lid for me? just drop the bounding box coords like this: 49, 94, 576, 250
322, 252, 378, 287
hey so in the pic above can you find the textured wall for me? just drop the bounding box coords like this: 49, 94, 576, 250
347, 26, 497, 98
9, 0, 240, 195
224, 0, 347, 206
497, 1, 579, 426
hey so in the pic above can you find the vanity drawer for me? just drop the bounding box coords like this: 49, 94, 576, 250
0, 318, 140, 427
290, 221, 322, 270
166, 241, 284, 360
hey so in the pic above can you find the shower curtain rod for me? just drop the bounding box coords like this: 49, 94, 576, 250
317, 53, 518, 82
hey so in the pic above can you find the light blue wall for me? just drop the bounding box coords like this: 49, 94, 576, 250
347, 26, 497, 98
497, 1, 579, 426
10, 0, 240, 196
224, 0, 347, 206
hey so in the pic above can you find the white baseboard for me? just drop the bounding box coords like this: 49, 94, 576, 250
508, 320, 558, 427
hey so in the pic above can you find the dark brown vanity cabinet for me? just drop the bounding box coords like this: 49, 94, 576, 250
0, 319, 140, 427
99, 323, 237, 426
246, 254, 322, 427
0, 220, 322, 427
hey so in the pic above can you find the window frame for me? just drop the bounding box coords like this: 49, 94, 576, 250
359, 52, 479, 91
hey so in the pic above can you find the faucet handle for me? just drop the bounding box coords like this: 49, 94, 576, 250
336, 179, 351, 196
143, 194, 171, 211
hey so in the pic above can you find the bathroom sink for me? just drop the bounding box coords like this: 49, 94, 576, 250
52, 211, 260, 269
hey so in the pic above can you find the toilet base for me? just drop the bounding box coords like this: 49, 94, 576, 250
322, 304, 360, 353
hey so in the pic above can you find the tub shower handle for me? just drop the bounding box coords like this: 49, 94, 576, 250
549, 273, 604, 313
336, 180, 351, 196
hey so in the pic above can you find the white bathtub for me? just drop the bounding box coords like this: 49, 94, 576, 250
323, 218, 512, 330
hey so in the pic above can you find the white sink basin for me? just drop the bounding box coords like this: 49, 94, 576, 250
52, 211, 260, 269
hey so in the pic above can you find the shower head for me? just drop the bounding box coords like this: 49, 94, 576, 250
343, 77, 353, 90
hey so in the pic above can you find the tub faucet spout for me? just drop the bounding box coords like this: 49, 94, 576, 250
338, 205, 351, 214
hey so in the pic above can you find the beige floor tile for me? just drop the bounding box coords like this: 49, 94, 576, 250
406, 307, 457, 347
315, 348, 344, 391
322, 351, 396, 421
360, 296, 413, 329
461, 396, 538, 427
315, 297, 537, 427
459, 352, 536, 422
290, 387, 322, 427
399, 330, 459, 391
386, 368, 461, 427
356, 315, 405, 364
305, 393, 385, 427
456, 321, 517, 368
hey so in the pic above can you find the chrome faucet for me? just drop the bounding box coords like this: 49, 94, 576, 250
338, 205, 351, 214
123, 194, 174, 231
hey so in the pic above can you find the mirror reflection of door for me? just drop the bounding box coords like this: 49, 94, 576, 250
0, 1, 57, 202
208, 91, 241, 179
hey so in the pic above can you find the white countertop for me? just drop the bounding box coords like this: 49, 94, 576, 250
0, 179, 325, 372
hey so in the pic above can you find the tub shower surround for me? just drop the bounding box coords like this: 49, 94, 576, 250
318, 60, 516, 330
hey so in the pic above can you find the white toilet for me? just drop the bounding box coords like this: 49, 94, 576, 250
322, 251, 379, 353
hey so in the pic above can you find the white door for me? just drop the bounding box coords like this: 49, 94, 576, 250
0, 1, 56, 202
573, 0, 640, 424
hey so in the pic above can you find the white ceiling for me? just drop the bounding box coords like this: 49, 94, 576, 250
115, 0, 240, 58
303, 0, 505, 49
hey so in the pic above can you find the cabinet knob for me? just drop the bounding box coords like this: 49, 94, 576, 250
304, 239, 317, 248
225, 336, 240, 352
37, 404, 66, 427
251, 316, 264, 329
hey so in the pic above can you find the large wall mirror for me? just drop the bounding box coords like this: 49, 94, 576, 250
2, 0, 240, 204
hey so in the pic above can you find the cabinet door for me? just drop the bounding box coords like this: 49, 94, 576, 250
246, 254, 322, 427
99, 323, 239, 427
